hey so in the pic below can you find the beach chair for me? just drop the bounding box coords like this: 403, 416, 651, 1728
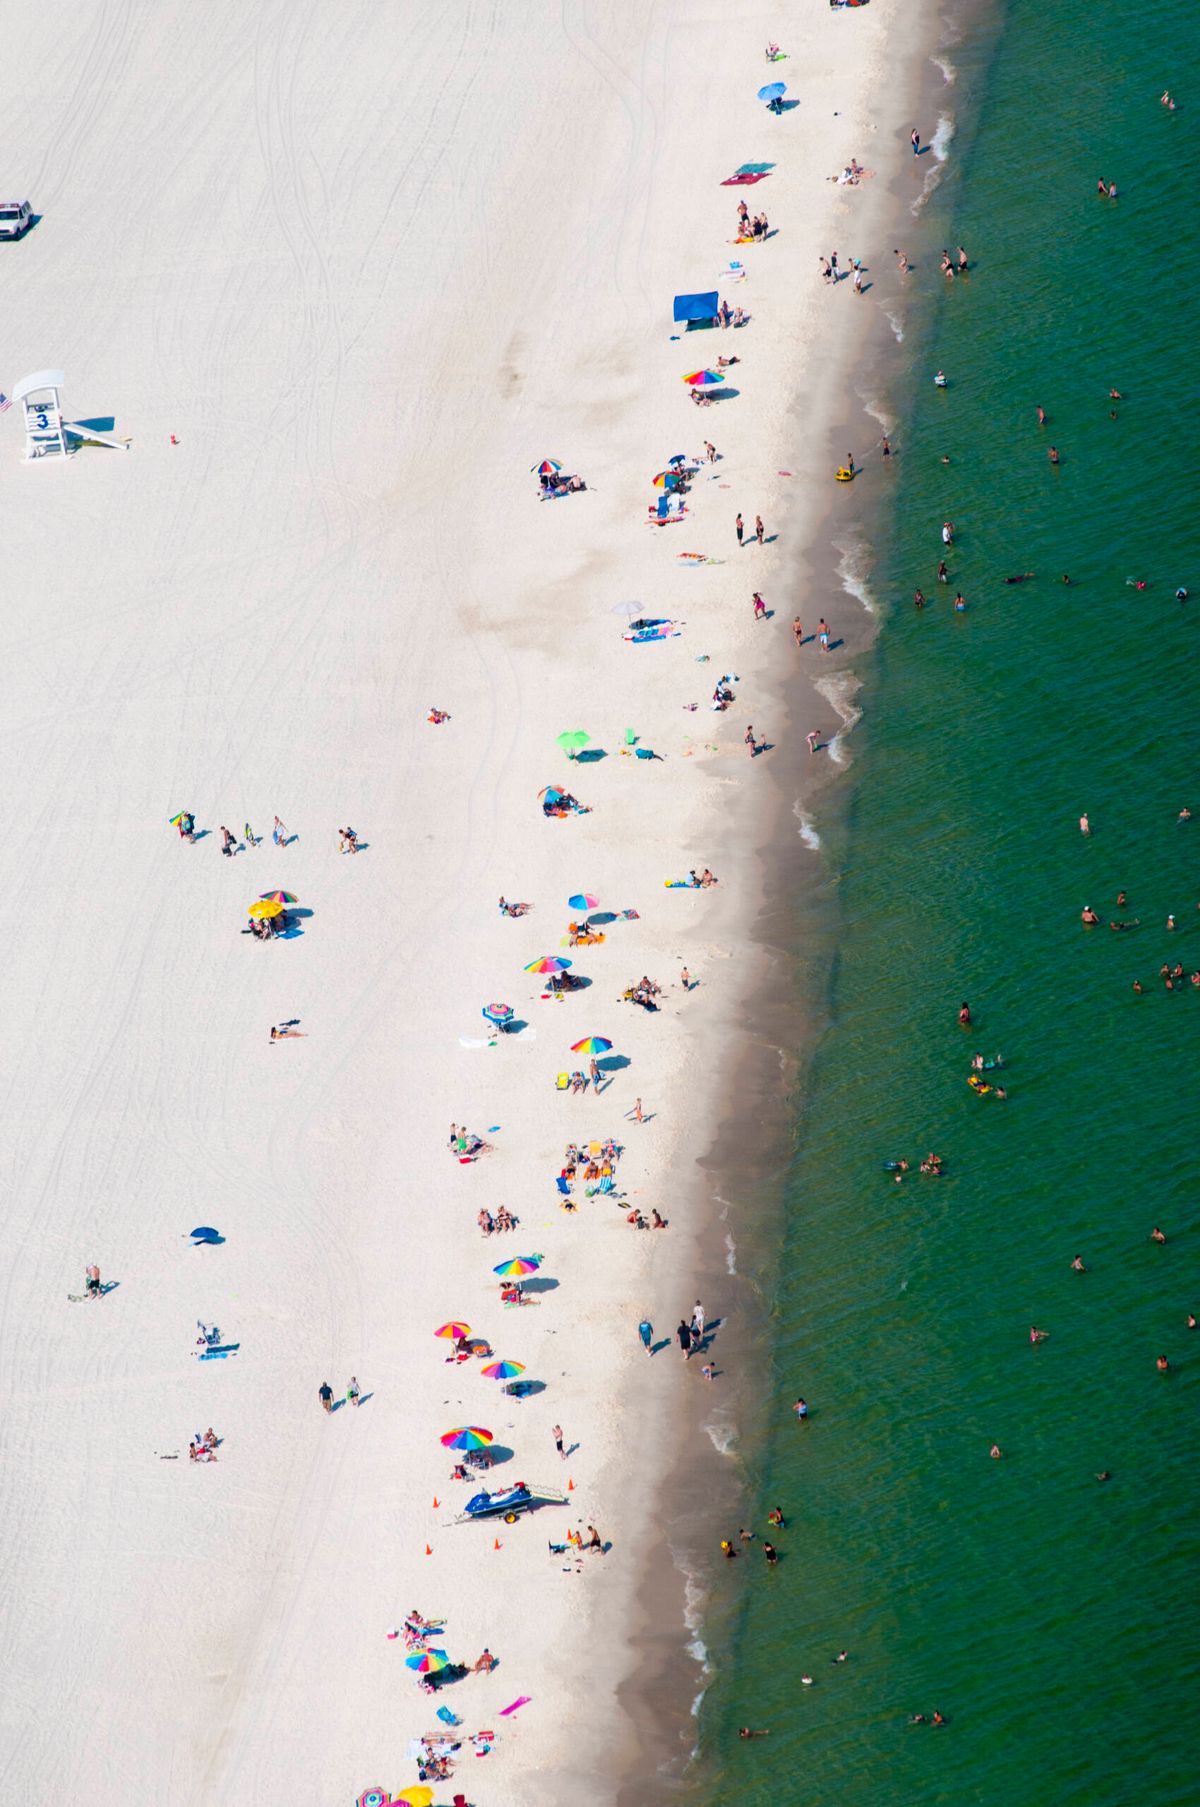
555, 1175, 572, 1195
555, 1072, 570, 1090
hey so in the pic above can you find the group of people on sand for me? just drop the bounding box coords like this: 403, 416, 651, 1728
477, 1206, 516, 1236
448, 1124, 492, 1158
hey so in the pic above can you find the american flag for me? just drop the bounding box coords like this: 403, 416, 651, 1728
0, 393, 10, 413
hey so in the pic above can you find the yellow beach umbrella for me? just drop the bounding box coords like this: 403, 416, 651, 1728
248, 898, 284, 919
395, 1789, 435, 1807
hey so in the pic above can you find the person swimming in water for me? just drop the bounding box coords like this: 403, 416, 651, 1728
1003, 573, 1035, 583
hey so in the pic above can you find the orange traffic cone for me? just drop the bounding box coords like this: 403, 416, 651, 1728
432, 1496, 440, 1509
493, 1536, 502, 1551
424, 1544, 433, 1556
567, 1477, 575, 1491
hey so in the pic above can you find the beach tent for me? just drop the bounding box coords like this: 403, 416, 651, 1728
673, 291, 719, 328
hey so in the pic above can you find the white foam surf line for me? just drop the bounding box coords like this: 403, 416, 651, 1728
861, 392, 897, 439
932, 53, 957, 84
882, 304, 905, 344
793, 799, 821, 851
815, 671, 864, 767
724, 1230, 738, 1274
836, 535, 878, 616
702, 1413, 738, 1458
673, 1545, 715, 1734
911, 112, 956, 215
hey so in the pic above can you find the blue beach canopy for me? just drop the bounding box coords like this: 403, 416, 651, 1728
673, 291, 719, 324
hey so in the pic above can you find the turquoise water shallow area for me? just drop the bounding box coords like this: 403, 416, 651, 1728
697, 3, 1200, 1802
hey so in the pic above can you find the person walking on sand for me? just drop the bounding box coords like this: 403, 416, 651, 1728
347, 1376, 361, 1407
220, 825, 237, 857
677, 1319, 693, 1359
853, 265, 864, 294
807, 729, 820, 754
85, 1263, 101, 1299
273, 815, 288, 848
755, 514, 765, 545
630, 1097, 644, 1123
753, 591, 766, 620
735, 512, 745, 547
818, 619, 830, 652
911, 127, 921, 154
639, 1318, 654, 1356
319, 1381, 334, 1414
680, 965, 692, 991
705, 441, 717, 463
552, 1422, 566, 1459
692, 1300, 706, 1340
793, 616, 803, 647
589, 1057, 601, 1089
244, 821, 258, 848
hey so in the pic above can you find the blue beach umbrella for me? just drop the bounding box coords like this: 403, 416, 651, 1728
757, 81, 786, 102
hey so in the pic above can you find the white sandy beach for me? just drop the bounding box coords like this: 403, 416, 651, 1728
0, 4, 927, 1801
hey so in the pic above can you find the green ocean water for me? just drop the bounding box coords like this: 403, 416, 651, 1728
696, 3, 1200, 1803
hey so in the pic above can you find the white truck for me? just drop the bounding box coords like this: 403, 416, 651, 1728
0, 201, 32, 240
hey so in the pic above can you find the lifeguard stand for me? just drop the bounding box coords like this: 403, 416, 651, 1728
11, 368, 131, 461
14, 369, 69, 461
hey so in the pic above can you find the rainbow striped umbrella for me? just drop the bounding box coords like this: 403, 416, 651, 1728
482, 1360, 526, 1380
434, 1321, 471, 1340
525, 955, 572, 975
405, 1649, 450, 1673
532, 459, 562, 475
493, 1255, 543, 1278
258, 890, 298, 904
568, 893, 598, 911
682, 369, 725, 387
570, 1035, 612, 1055
440, 1425, 493, 1450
